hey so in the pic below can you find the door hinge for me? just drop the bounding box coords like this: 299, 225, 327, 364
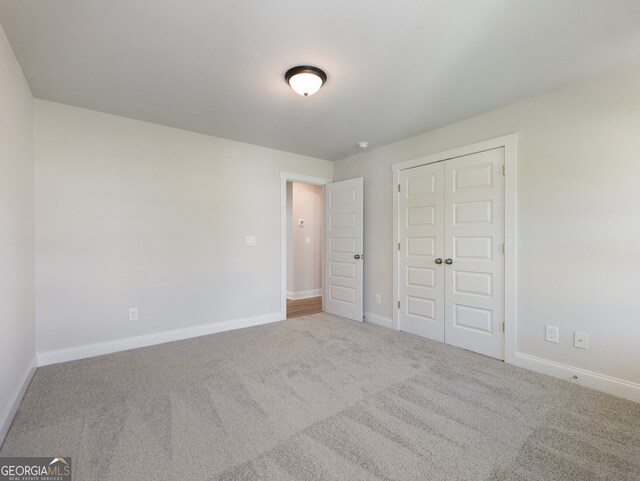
502, 322, 505, 332
502, 164, 506, 176
397, 184, 401, 192
398, 242, 401, 251
397, 300, 401, 309
502, 242, 505, 254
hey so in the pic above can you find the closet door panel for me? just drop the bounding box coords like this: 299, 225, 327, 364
398, 163, 445, 341
444, 148, 505, 359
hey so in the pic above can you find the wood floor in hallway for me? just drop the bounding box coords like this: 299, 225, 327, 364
287, 296, 322, 318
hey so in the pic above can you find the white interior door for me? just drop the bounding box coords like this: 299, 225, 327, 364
444, 148, 505, 359
397, 148, 505, 359
398, 162, 445, 341
324, 177, 364, 321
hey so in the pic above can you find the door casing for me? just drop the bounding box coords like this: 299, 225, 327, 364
392, 134, 518, 363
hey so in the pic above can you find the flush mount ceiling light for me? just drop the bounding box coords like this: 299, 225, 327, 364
285, 66, 327, 96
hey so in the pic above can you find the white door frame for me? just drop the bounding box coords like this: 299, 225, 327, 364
392, 134, 518, 363
280, 172, 332, 320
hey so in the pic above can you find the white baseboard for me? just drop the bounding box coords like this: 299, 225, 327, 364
1, 357, 36, 444
37, 312, 282, 366
512, 352, 640, 403
364, 312, 393, 329
287, 289, 322, 300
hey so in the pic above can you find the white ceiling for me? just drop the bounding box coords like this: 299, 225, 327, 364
2, 0, 640, 161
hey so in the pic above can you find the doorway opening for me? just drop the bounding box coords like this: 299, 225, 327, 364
280, 172, 365, 323
280, 172, 332, 321
286, 181, 324, 318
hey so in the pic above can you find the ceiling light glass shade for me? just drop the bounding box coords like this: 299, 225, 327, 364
285, 66, 327, 96
289, 72, 323, 96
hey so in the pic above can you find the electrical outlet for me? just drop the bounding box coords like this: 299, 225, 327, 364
245, 235, 256, 246
574, 331, 589, 349
129, 307, 139, 321
374, 293, 381, 304
545, 325, 559, 343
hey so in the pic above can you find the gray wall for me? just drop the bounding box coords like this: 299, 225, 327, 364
34, 100, 332, 355
289, 183, 323, 298
0, 23, 35, 440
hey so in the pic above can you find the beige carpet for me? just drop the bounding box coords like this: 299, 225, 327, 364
2, 313, 639, 480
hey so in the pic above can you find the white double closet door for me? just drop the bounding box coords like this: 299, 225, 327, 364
398, 148, 505, 359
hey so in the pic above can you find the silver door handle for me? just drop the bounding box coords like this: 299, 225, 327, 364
435, 258, 443, 264
445, 258, 453, 265
354, 254, 361, 259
